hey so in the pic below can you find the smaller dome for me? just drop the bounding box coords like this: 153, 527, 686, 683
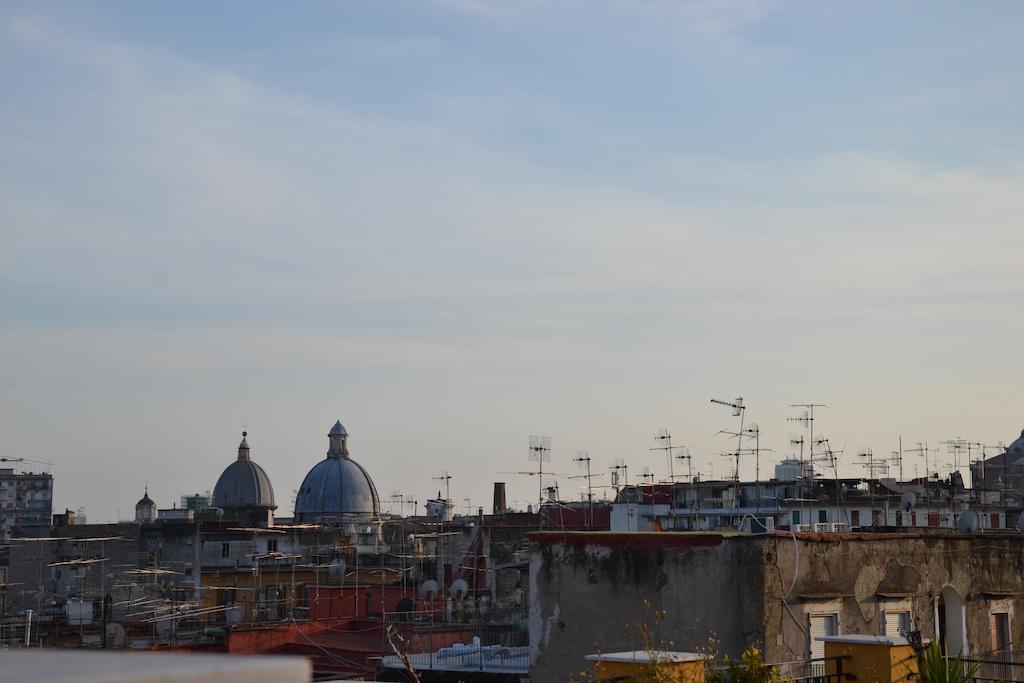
1008, 429, 1024, 455
212, 432, 276, 510
136, 488, 155, 509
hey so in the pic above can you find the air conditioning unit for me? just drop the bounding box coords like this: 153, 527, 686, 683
742, 516, 775, 534
813, 522, 832, 533
831, 523, 851, 533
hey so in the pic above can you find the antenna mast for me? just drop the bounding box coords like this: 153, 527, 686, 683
528, 435, 552, 507
649, 429, 691, 482
904, 442, 930, 481
432, 472, 452, 503
573, 450, 597, 527
711, 397, 746, 513
857, 448, 889, 480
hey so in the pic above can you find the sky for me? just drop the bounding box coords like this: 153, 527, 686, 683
2, 1, 1024, 521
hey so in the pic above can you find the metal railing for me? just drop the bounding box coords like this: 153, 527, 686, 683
960, 649, 1024, 682
766, 656, 853, 683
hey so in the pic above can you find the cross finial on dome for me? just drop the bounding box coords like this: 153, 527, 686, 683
238, 431, 251, 460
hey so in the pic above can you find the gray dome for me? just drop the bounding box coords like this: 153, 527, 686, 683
212, 432, 276, 510
136, 489, 155, 509
294, 421, 379, 522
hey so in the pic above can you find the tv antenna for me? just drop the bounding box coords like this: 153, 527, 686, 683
889, 436, 904, 482
711, 397, 746, 506
904, 442, 931, 480
432, 472, 452, 503
718, 424, 766, 510
788, 403, 826, 494
857, 448, 889, 479
640, 466, 654, 483
609, 458, 628, 490
528, 435, 552, 506
573, 450, 599, 527
675, 447, 694, 483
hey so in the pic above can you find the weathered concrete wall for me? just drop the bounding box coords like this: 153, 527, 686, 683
529, 532, 766, 681
530, 531, 1024, 681
765, 533, 1024, 662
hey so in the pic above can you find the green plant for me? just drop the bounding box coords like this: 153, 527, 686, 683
708, 648, 788, 683
919, 642, 979, 683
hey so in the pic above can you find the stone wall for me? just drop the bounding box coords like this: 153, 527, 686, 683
529, 533, 766, 681
530, 531, 1024, 681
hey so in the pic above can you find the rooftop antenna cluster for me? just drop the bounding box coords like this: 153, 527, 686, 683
788, 403, 826, 490
650, 429, 691, 482
609, 458, 628, 489
857, 448, 889, 479
711, 396, 748, 511
904, 442, 931, 480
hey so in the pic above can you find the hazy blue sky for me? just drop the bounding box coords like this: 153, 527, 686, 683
2, 1, 1024, 520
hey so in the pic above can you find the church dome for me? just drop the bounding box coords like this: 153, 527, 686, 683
1009, 429, 1024, 455
212, 432, 276, 510
136, 490, 155, 509
294, 421, 379, 523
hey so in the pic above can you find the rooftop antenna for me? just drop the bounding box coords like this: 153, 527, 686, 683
675, 447, 694, 483
432, 472, 452, 503
815, 436, 848, 524
640, 466, 654, 483
889, 436, 904, 482
789, 403, 826, 501
649, 429, 692, 482
528, 435, 552, 507
711, 397, 746, 508
857, 448, 889, 480
718, 424, 766, 511
573, 450, 597, 526
609, 459, 628, 490
904, 442, 931, 481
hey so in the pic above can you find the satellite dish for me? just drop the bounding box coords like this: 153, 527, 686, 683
957, 510, 980, 534
419, 579, 439, 602
450, 578, 469, 600
225, 604, 244, 626
105, 622, 126, 649
901, 491, 916, 512
155, 618, 177, 638
328, 559, 346, 581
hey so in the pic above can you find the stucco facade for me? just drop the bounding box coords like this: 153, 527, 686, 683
529, 531, 1024, 681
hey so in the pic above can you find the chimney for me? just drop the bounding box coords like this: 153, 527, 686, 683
492, 482, 507, 514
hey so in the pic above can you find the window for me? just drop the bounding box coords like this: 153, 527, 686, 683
884, 610, 911, 636
818, 510, 828, 523
872, 509, 883, 525
221, 543, 230, 559
147, 538, 158, 552
850, 510, 860, 527
267, 539, 278, 553
809, 613, 838, 660
992, 612, 1011, 653
792, 510, 801, 525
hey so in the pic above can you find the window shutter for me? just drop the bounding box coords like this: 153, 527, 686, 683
884, 610, 911, 636
809, 614, 838, 659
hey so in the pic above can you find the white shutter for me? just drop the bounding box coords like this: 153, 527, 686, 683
884, 611, 911, 636
809, 614, 838, 659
